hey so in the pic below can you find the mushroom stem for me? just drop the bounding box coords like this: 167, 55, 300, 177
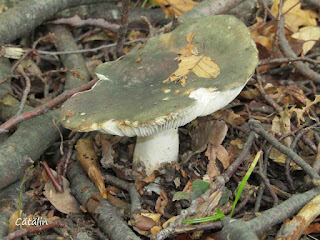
133, 128, 179, 175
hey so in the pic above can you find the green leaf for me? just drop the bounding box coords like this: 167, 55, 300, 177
173, 191, 190, 201
192, 179, 210, 193
229, 150, 262, 217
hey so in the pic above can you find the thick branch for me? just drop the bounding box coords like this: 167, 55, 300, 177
0, 0, 111, 44
179, 0, 247, 22
221, 187, 320, 240
48, 25, 90, 90
67, 161, 140, 240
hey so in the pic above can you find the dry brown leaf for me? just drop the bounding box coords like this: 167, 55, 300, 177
151, 0, 198, 18
43, 169, 80, 214
271, 0, 318, 32
76, 138, 107, 198
304, 223, 320, 234
206, 144, 220, 179
208, 120, 228, 147
155, 190, 168, 215
280, 108, 292, 147
134, 214, 157, 231
191, 120, 215, 152
215, 145, 230, 169
291, 27, 320, 55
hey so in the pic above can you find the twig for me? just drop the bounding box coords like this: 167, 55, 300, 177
259, 57, 320, 66
249, 119, 320, 182
174, 221, 222, 234
4, 221, 65, 240
42, 161, 62, 192
271, 0, 283, 57
16, 69, 31, 116
103, 174, 142, 215
253, 170, 279, 206
278, 16, 320, 83
35, 39, 144, 56
62, 134, 82, 178
313, 143, 320, 173
48, 15, 120, 31
0, 79, 97, 133
255, 73, 283, 113
57, 133, 82, 186
141, 16, 154, 38
116, 0, 130, 58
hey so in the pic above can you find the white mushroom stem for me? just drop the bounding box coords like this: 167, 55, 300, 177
133, 128, 179, 176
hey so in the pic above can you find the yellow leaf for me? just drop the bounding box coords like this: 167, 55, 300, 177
151, 0, 198, 18
291, 27, 320, 55
164, 55, 220, 86
289, 95, 320, 126
271, 0, 317, 32
178, 32, 199, 56
250, 17, 274, 51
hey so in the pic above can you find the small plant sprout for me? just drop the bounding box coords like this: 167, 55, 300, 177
230, 150, 262, 217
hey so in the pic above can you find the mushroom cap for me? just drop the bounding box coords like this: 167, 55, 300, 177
61, 15, 258, 137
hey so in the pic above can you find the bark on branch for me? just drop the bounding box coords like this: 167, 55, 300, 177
0, 0, 112, 44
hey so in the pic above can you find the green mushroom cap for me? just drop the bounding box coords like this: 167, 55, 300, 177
61, 15, 258, 137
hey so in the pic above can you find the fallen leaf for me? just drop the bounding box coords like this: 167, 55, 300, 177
280, 108, 292, 147
215, 145, 230, 169
43, 169, 80, 214
173, 179, 210, 201
191, 120, 215, 152
208, 120, 228, 147
178, 32, 199, 57
289, 95, 320, 126
206, 144, 220, 179
304, 223, 320, 234
291, 27, 320, 55
134, 214, 156, 231
155, 190, 168, 214
164, 33, 220, 86
151, 0, 198, 18
250, 17, 274, 52
9, 210, 23, 232
164, 55, 220, 86
271, 0, 318, 32
163, 216, 178, 228
76, 138, 108, 198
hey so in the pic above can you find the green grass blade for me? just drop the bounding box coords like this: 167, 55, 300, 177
229, 150, 262, 218
141, 0, 148, 8
182, 212, 225, 224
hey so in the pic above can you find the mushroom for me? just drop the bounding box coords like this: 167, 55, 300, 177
61, 15, 258, 176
